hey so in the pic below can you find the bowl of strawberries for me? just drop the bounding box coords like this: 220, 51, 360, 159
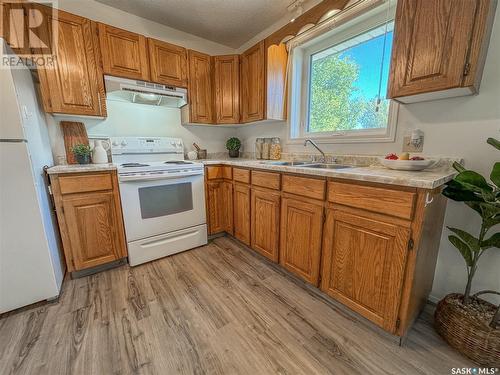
380, 153, 436, 171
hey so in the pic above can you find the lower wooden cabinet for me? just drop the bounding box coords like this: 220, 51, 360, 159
279, 196, 324, 285
251, 188, 280, 262
204, 166, 448, 337
51, 171, 127, 272
320, 208, 410, 333
233, 183, 251, 245
222, 181, 234, 234
61, 191, 125, 270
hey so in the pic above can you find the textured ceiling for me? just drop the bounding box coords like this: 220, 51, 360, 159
95, 0, 294, 48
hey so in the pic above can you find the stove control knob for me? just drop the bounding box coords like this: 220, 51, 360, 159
112, 141, 119, 147
121, 140, 127, 147
176, 141, 182, 147
170, 141, 176, 146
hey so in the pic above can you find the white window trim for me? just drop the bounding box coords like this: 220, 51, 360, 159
287, 2, 398, 145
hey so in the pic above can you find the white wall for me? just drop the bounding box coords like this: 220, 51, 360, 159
237, 6, 500, 303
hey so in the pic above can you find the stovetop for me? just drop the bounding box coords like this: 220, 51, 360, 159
111, 137, 203, 175
117, 160, 203, 174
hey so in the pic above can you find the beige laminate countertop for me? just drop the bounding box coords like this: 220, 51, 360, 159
201, 159, 456, 189
46, 163, 116, 175
46, 159, 456, 189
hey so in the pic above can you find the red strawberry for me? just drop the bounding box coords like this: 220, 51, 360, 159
410, 156, 425, 161
385, 153, 398, 160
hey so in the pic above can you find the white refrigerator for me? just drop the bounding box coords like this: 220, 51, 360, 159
0, 41, 64, 313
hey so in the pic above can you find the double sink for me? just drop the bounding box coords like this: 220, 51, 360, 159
261, 161, 353, 170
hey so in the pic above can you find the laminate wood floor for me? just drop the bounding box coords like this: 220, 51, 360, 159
0, 236, 473, 375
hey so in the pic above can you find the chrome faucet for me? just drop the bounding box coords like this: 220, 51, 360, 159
304, 139, 326, 163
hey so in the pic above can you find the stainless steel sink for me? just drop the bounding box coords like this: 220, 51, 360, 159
261, 161, 312, 166
301, 164, 352, 170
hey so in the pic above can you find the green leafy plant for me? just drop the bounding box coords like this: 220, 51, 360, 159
226, 137, 241, 151
442, 138, 500, 305
71, 143, 92, 157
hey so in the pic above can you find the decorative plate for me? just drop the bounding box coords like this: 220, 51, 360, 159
380, 158, 437, 171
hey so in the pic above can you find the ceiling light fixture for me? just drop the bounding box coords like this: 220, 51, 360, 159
288, 0, 304, 22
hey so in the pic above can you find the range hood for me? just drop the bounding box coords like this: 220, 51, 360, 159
104, 75, 187, 108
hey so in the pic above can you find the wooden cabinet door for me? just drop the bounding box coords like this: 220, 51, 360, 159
240, 41, 265, 123
233, 183, 251, 245
62, 191, 126, 270
98, 23, 150, 81
280, 197, 323, 285
207, 180, 225, 235
388, 0, 478, 99
251, 188, 280, 262
214, 55, 240, 124
222, 181, 234, 234
35, 10, 106, 116
188, 50, 214, 123
321, 209, 410, 333
148, 38, 187, 87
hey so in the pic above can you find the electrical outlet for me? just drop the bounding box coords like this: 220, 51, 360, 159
402, 135, 424, 152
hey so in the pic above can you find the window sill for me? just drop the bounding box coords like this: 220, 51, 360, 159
286, 133, 396, 145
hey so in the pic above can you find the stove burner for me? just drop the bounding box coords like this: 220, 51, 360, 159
164, 161, 193, 165
121, 163, 150, 167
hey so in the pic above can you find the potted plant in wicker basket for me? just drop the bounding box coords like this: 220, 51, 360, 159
435, 137, 500, 366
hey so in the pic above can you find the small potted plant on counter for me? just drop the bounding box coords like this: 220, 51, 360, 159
71, 143, 92, 164
434, 137, 499, 366
226, 137, 241, 158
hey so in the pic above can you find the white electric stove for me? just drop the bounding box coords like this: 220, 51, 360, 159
111, 137, 207, 266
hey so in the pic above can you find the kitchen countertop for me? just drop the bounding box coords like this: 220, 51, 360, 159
46, 159, 456, 189
46, 163, 117, 175
201, 159, 456, 189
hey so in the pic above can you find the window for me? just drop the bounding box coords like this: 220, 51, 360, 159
289, 5, 398, 143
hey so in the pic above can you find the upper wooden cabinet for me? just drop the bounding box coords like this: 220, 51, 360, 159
240, 41, 266, 123
321, 208, 410, 333
240, 41, 288, 123
97, 23, 150, 81
35, 8, 106, 116
388, 0, 497, 103
148, 38, 188, 87
214, 55, 240, 124
186, 50, 214, 123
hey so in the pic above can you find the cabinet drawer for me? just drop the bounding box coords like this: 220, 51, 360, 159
206, 166, 222, 180
282, 175, 325, 200
252, 170, 280, 190
328, 181, 416, 220
58, 173, 113, 195
222, 166, 232, 180
233, 168, 250, 184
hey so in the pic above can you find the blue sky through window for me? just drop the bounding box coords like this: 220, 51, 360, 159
308, 23, 394, 132
338, 31, 394, 100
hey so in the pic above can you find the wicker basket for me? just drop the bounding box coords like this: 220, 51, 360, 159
435, 293, 500, 366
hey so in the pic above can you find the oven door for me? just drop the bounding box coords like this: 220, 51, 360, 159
119, 173, 206, 242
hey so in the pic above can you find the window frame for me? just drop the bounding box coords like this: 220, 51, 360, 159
288, 4, 398, 144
